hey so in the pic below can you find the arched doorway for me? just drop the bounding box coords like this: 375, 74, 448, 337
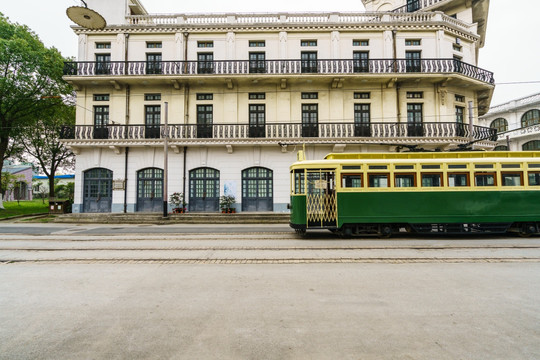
83, 168, 112, 213
189, 167, 220, 212
137, 168, 163, 212
242, 167, 273, 212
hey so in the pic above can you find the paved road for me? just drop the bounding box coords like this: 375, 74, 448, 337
1, 223, 539, 359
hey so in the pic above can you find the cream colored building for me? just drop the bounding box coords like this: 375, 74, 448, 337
479, 92, 540, 151
62, 0, 495, 213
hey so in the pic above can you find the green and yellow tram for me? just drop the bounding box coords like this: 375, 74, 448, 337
289, 151, 540, 237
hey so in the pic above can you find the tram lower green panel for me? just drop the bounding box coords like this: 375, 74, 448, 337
336, 191, 540, 227
290, 195, 307, 226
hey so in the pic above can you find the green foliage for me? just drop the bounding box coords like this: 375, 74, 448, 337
54, 182, 74, 200
0, 13, 73, 196
1, 171, 23, 194
219, 195, 236, 210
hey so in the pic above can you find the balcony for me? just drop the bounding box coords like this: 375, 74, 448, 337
393, 0, 447, 13
60, 122, 497, 144
63, 58, 495, 84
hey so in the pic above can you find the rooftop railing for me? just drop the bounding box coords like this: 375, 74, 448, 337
60, 122, 497, 142
63, 58, 495, 84
123, 11, 474, 32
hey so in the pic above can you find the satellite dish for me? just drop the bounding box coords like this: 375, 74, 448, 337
66, 1, 106, 29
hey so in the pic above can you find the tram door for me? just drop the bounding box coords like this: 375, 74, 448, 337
306, 170, 337, 228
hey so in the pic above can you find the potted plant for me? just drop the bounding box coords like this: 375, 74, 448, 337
219, 195, 236, 213
169, 192, 187, 213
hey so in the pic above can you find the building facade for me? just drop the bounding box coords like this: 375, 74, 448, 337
479, 92, 540, 151
62, 0, 495, 213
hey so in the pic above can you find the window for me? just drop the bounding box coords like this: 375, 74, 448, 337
354, 104, 371, 137
249, 41, 265, 47
301, 92, 318, 99
249, 93, 265, 100
301, 40, 317, 47
448, 173, 469, 187
521, 109, 540, 128
456, 106, 465, 136
144, 105, 161, 139
95, 53, 111, 75
197, 53, 214, 74
342, 174, 363, 188
146, 53, 162, 75
405, 51, 421, 72
93, 105, 109, 139
197, 41, 214, 48
353, 51, 369, 72
490, 118, 508, 133
422, 165, 440, 170
529, 172, 540, 186
407, 0, 420, 12
494, 145, 509, 151
249, 52, 266, 73
475, 173, 496, 186
455, 94, 465, 103
523, 140, 540, 151
96, 42, 111, 49
293, 170, 305, 194
354, 92, 370, 99
144, 94, 161, 101
501, 172, 523, 186
197, 93, 213, 101
395, 174, 416, 187
93, 94, 110, 101
407, 103, 423, 136
453, 43, 462, 52
301, 52, 318, 73
197, 105, 213, 138
353, 40, 369, 46
406, 92, 423, 99
405, 39, 421, 46
249, 104, 265, 138
369, 174, 389, 188
421, 173, 442, 187
302, 104, 318, 137
146, 42, 162, 48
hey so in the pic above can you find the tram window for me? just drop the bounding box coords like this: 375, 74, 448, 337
449, 164, 467, 169
501, 172, 523, 186
395, 165, 414, 170
475, 173, 496, 186
528, 172, 540, 186
342, 174, 363, 188
475, 164, 494, 169
368, 174, 389, 188
294, 170, 305, 194
395, 174, 416, 187
421, 173, 442, 187
502, 164, 521, 169
529, 164, 540, 169
448, 173, 469, 187
422, 165, 440, 170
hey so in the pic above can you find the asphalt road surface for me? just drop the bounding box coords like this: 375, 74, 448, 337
0, 223, 539, 359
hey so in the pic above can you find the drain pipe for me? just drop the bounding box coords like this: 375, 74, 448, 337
183, 146, 187, 209
123, 147, 129, 213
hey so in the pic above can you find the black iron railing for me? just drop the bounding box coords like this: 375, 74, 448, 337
393, 0, 445, 13
63, 58, 495, 84
60, 122, 497, 142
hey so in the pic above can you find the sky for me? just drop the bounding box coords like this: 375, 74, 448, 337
1, 0, 539, 106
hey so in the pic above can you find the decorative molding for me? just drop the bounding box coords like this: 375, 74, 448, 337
226, 144, 233, 154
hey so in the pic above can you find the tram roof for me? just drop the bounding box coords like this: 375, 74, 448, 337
324, 151, 540, 161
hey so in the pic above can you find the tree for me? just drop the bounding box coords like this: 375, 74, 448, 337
0, 13, 72, 204
18, 104, 75, 198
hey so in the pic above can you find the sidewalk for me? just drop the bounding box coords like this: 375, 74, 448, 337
54, 212, 290, 224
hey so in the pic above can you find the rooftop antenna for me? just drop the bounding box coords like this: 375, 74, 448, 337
66, 0, 107, 29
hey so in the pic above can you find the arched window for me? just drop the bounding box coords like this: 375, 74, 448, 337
189, 167, 220, 212
521, 109, 540, 128
490, 118, 508, 133
493, 145, 508, 151
137, 168, 163, 212
522, 140, 540, 151
242, 167, 273, 212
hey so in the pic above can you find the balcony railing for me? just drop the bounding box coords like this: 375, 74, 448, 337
63, 58, 494, 84
393, 0, 446, 13
60, 122, 497, 142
